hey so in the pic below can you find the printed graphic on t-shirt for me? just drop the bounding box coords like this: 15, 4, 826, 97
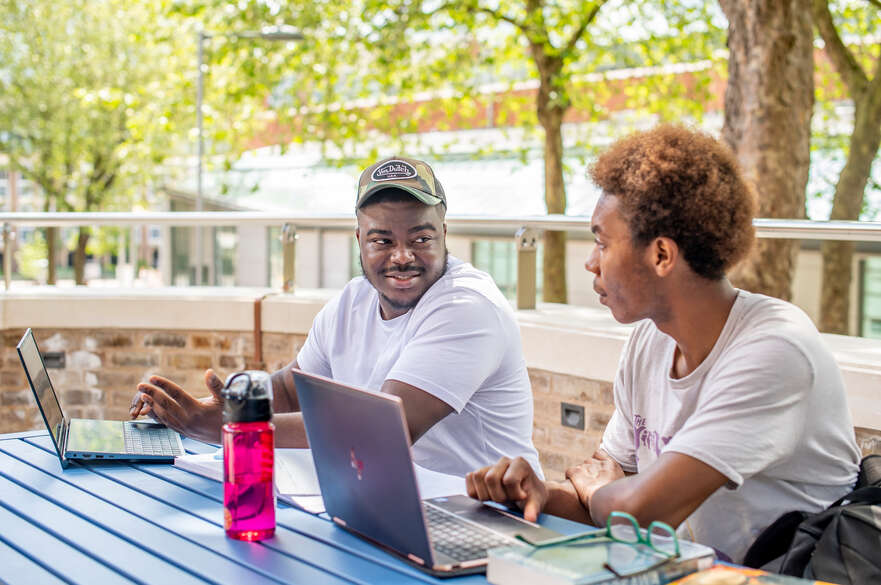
633, 414, 672, 464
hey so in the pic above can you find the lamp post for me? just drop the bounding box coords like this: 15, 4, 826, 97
195, 26, 303, 286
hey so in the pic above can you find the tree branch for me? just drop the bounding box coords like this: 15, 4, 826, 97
479, 6, 527, 32
562, 1, 607, 58
10, 160, 39, 185
436, 1, 529, 34
868, 0, 881, 11
813, 0, 868, 95
868, 42, 881, 96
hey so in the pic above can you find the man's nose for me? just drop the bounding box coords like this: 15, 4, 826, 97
585, 246, 600, 275
390, 243, 415, 264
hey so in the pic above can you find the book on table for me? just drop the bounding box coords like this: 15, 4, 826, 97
487, 530, 715, 585
668, 565, 839, 584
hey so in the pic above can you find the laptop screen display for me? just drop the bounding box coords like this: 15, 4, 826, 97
18, 330, 65, 452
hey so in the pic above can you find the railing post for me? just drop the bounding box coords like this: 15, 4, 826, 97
281, 223, 296, 293
3, 223, 11, 292
515, 227, 538, 310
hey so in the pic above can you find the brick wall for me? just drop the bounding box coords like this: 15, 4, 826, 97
0, 328, 306, 436
530, 368, 613, 480
2, 328, 879, 480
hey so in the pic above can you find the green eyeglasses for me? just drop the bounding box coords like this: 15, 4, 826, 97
516, 511, 680, 578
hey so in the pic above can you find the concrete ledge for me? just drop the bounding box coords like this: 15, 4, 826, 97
0, 287, 276, 332
517, 303, 633, 382
3, 287, 879, 430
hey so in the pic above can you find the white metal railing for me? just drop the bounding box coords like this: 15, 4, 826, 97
4, 212, 881, 241
4, 212, 881, 308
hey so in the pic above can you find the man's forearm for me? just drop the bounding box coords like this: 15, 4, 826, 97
272, 412, 310, 448
543, 480, 595, 526
270, 366, 300, 413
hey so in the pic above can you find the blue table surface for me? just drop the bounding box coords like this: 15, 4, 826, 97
0, 430, 587, 585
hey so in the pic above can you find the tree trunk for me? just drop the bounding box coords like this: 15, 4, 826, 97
73, 227, 90, 285
530, 36, 569, 305
542, 115, 568, 304
46, 226, 57, 285
42, 192, 58, 285
819, 92, 881, 333
720, 0, 814, 301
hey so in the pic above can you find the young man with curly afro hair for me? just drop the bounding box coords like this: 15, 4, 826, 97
466, 125, 860, 563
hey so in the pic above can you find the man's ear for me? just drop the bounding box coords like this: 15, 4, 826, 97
649, 237, 678, 277
354, 226, 361, 245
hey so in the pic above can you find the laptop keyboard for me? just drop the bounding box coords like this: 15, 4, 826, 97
123, 423, 182, 457
424, 503, 515, 562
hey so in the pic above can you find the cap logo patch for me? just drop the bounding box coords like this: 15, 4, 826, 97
371, 160, 417, 182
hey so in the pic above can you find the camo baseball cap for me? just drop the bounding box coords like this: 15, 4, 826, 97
356, 157, 446, 210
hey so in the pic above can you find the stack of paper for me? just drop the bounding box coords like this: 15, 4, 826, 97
273, 449, 325, 513
174, 448, 325, 512
172, 449, 224, 481
174, 448, 466, 515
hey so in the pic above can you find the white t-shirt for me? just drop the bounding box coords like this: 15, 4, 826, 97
296, 256, 542, 478
600, 290, 860, 563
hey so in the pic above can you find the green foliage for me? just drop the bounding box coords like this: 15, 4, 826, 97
812, 0, 881, 219
0, 0, 191, 212
63, 227, 122, 257
167, 0, 726, 171
15, 233, 48, 281
1, 0, 730, 212
812, 0, 879, 153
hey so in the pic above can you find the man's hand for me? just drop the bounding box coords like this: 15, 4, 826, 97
465, 456, 548, 522
565, 450, 625, 512
129, 369, 225, 444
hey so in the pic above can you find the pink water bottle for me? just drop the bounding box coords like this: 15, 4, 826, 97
222, 370, 275, 541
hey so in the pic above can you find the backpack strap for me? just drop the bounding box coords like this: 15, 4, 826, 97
831, 486, 881, 508
857, 454, 881, 489
742, 509, 809, 569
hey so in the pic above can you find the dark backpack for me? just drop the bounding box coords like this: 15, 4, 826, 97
743, 455, 881, 584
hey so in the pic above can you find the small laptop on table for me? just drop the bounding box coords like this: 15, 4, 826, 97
17, 328, 184, 467
292, 368, 561, 576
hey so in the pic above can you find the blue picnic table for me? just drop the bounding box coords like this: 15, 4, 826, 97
0, 430, 583, 585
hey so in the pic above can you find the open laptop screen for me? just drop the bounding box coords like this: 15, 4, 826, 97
17, 329, 66, 453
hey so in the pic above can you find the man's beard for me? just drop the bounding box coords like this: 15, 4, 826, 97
360, 249, 449, 313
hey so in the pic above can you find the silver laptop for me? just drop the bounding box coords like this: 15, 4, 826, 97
17, 328, 184, 467
292, 368, 560, 576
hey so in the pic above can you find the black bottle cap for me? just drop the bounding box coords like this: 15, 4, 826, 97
222, 371, 273, 423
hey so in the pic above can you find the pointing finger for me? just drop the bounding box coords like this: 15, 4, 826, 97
522, 492, 542, 523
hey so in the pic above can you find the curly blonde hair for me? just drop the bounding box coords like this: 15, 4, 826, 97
589, 124, 757, 280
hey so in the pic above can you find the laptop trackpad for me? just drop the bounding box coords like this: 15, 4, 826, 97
427, 495, 560, 540
67, 419, 125, 454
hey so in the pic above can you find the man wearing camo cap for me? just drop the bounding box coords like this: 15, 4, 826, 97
132, 156, 542, 478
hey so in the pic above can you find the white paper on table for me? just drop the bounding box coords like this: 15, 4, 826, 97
173, 448, 320, 491
413, 465, 467, 499
275, 449, 321, 495
277, 493, 327, 514
274, 457, 467, 515
273, 449, 325, 513
173, 450, 223, 481
175, 448, 467, 515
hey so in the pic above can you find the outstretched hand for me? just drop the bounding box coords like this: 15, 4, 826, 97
465, 456, 548, 522
129, 369, 225, 443
565, 450, 625, 512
